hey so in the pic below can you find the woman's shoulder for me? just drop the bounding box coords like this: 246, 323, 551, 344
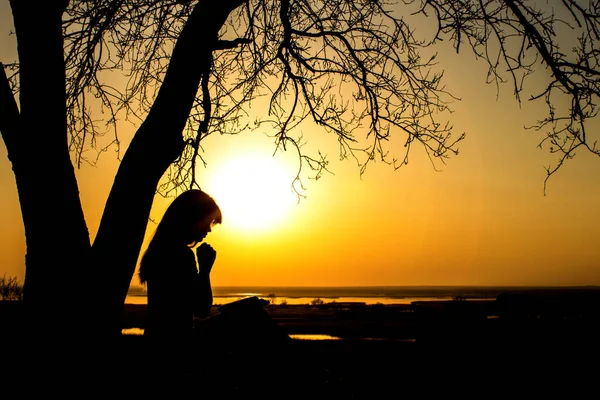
142, 243, 195, 269
147, 241, 193, 255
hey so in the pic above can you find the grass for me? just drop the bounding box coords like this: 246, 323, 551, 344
0, 274, 23, 301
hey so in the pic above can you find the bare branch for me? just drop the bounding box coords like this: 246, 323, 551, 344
7, 0, 598, 196
0, 62, 20, 157
417, 0, 600, 192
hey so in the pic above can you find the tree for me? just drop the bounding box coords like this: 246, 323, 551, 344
0, 0, 598, 368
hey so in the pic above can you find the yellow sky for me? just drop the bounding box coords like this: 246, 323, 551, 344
2, 2, 600, 287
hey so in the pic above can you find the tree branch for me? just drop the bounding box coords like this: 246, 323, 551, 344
214, 38, 252, 50
0, 62, 20, 162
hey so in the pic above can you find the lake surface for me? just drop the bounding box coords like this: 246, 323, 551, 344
125, 285, 514, 306
121, 329, 417, 341
124, 285, 503, 338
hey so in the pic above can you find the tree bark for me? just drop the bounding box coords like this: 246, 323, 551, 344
91, 0, 248, 337
7, 0, 91, 319
3, 0, 93, 385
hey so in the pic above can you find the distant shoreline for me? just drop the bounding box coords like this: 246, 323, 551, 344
129, 284, 600, 292
126, 285, 600, 305
121, 290, 600, 342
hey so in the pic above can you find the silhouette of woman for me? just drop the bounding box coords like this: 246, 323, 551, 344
138, 189, 222, 377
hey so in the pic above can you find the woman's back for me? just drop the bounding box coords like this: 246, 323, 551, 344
144, 243, 197, 342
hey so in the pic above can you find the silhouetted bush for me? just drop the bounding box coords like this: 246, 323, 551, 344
267, 293, 277, 306
0, 274, 23, 301
311, 298, 324, 306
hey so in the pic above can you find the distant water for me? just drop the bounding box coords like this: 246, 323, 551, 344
125, 285, 563, 306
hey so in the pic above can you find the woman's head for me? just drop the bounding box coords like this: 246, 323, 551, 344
151, 189, 222, 247
139, 189, 221, 284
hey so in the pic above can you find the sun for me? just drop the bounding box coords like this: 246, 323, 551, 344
201, 152, 298, 233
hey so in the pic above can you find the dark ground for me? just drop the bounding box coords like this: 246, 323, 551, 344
119, 290, 600, 397
2, 289, 600, 397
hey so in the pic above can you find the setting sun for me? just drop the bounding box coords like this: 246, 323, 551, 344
201, 151, 298, 233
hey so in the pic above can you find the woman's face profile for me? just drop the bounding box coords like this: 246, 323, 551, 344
189, 220, 212, 244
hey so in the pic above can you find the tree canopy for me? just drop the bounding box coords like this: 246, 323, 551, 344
5, 0, 596, 197
47, 0, 460, 197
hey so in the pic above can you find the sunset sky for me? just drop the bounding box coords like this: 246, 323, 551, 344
1, 2, 600, 288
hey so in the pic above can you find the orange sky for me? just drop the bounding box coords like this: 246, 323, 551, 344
1, 3, 600, 287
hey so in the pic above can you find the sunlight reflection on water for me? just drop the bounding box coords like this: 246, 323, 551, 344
120, 329, 342, 340
289, 334, 341, 340
122, 328, 144, 336
121, 329, 416, 342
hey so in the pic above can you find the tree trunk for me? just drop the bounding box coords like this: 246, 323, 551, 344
1, 0, 248, 385
7, 0, 91, 322
91, 0, 248, 337
2, 0, 93, 385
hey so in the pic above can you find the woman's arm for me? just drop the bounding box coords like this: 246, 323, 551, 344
193, 243, 216, 318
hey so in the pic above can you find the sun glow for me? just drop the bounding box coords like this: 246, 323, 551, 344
202, 152, 299, 233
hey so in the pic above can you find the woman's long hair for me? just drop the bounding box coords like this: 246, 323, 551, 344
139, 189, 222, 284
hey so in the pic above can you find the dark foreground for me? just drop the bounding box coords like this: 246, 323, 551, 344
2, 288, 600, 397
121, 291, 600, 397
